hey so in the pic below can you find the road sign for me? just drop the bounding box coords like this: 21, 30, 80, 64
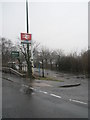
11, 51, 19, 58
21, 40, 31, 44
21, 33, 32, 40
21, 33, 32, 44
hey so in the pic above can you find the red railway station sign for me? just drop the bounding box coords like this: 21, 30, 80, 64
21, 33, 32, 44
21, 33, 32, 40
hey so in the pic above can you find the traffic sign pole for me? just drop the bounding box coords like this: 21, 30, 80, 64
26, 0, 34, 76
26, 0, 33, 78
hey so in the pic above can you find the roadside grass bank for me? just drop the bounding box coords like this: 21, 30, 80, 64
33, 75, 64, 82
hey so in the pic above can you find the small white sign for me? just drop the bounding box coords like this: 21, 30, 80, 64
21, 40, 31, 44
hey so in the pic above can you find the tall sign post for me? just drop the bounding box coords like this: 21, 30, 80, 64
26, 0, 32, 79
20, 0, 33, 79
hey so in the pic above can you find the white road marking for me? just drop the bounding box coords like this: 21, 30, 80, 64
69, 99, 88, 105
30, 87, 34, 90
39, 90, 44, 93
39, 90, 48, 94
21, 84, 87, 105
22, 84, 36, 91
43, 91, 48, 94
50, 94, 62, 98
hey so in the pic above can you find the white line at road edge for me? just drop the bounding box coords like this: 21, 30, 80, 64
50, 94, 62, 98
69, 99, 88, 105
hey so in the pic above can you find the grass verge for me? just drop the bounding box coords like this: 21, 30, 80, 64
34, 75, 64, 82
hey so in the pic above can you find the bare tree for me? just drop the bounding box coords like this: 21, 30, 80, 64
38, 47, 45, 77
2, 37, 17, 66
55, 49, 64, 70
80, 50, 88, 74
17, 39, 40, 78
49, 50, 57, 70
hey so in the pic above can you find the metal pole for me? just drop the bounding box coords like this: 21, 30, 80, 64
27, 0, 34, 76
26, 0, 32, 78
26, 0, 29, 33
31, 40, 34, 75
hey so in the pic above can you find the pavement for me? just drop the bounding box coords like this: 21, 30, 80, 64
34, 68, 87, 86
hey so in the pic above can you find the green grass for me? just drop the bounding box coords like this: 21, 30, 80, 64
35, 76, 64, 82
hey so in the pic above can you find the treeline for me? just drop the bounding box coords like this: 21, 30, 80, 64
34, 47, 89, 75
1, 37, 89, 75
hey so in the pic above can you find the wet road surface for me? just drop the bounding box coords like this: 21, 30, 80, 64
2, 73, 88, 118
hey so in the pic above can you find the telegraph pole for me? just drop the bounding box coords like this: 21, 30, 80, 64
26, 0, 29, 33
26, 0, 32, 78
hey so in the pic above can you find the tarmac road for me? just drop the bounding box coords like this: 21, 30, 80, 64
2, 72, 88, 103
2, 73, 88, 118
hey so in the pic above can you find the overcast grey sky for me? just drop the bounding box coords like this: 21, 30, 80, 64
0, 0, 88, 54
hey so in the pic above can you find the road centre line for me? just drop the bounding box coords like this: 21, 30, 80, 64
38, 90, 48, 94
22, 84, 36, 91
30, 87, 34, 90
4, 78, 88, 106
36, 89, 62, 98
43, 91, 48, 94
39, 89, 88, 105
50, 93, 62, 98
22, 84, 88, 105
69, 99, 88, 105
